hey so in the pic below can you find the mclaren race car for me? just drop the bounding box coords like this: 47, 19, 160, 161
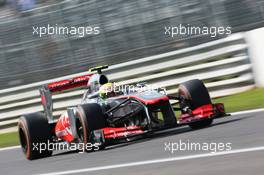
18, 65, 228, 160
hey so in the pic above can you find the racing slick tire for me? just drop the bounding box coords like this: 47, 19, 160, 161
18, 112, 53, 160
75, 103, 107, 151
178, 79, 213, 129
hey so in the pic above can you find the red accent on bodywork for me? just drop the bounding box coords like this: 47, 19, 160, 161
192, 104, 214, 116
102, 126, 144, 139
55, 114, 144, 142
179, 104, 214, 124
119, 95, 169, 105
40, 94, 46, 105
47, 74, 92, 92
55, 113, 74, 142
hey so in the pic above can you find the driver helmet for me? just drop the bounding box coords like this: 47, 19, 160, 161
99, 83, 116, 99
87, 74, 108, 93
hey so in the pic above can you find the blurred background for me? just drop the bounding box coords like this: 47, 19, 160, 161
0, 0, 264, 89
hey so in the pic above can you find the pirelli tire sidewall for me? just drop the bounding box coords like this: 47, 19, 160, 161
178, 79, 213, 129
18, 112, 53, 160
178, 79, 212, 110
75, 103, 107, 151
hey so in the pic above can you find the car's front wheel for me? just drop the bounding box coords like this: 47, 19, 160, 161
75, 103, 107, 151
178, 79, 213, 129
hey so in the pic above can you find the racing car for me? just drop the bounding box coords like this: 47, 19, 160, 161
18, 65, 228, 160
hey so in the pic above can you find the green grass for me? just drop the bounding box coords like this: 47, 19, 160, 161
0, 132, 19, 148
0, 88, 264, 148
213, 88, 264, 113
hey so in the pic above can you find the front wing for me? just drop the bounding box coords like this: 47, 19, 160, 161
91, 103, 228, 145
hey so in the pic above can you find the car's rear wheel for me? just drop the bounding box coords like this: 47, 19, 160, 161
178, 79, 213, 129
18, 112, 53, 160
75, 103, 107, 151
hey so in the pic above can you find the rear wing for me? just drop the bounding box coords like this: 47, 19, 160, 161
39, 74, 92, 123
39, 65, 109, 123
47, 74, 92, 93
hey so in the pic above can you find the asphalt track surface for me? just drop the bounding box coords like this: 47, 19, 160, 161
1, 110, 264, 175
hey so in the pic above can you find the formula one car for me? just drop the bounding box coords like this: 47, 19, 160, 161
18, 65, 227, 160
